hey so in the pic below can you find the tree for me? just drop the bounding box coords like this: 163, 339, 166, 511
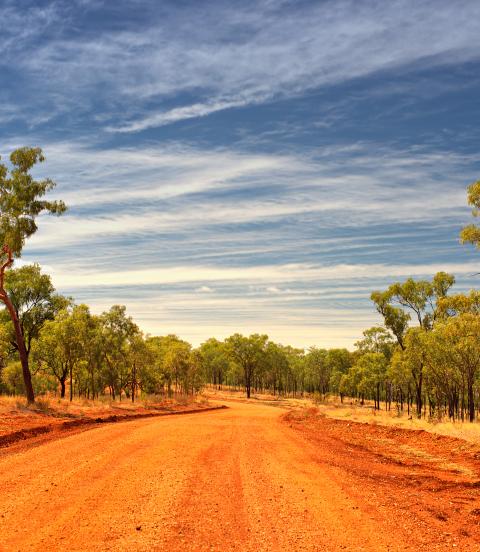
199, 338, 229, 389
327, 348, 354, 400
1, 265, 69, 356
0, 321, 11, 393
372, 272, 454, 332
395, 327, 428, 418
33, 305, 89, 399
355, 352, 388, 410
460, 180, 480, 248
370, 291, 410, 350
0, 263, 69, 402
99, 305, 139, 400
388, 349, 414, 414
355, 327, 396, 359
372, 273, 455, 416
305, 347, 329, 397
263, 342, 290, 396
225, 334, 268, 398
437, 290, 480, 317
0, 147, 66, 403
423, 314, 480, 422
126, 333, 153, 402
146, 334, 196, 396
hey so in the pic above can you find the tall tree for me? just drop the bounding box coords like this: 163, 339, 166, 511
100, 305, 139, 401
372, 272, 454, 416
0, 147, 66, 403
225, 334, 268, 398
199, 338, 229, 389
423, 314, 480, 422
33, 305, 89, 399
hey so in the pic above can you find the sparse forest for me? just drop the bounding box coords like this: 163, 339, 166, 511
0, 148, 479, 422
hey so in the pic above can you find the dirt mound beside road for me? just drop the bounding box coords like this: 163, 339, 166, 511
284, 408, 480, 549
0, 397, 225, 452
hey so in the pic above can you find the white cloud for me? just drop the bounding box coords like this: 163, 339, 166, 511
14, 140, 475, 258
47, 261, 480, 290
195, 286, 213, 293
266, 286, 282, 294
109, 98, 253, 133
2, 0, 480, 129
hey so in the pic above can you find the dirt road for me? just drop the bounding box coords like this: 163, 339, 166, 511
0, 401, 478, 551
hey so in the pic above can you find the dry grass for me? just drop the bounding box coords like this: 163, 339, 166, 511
312, 398, 480, 445
205, 387, 480, 445
0, 393, 208, 438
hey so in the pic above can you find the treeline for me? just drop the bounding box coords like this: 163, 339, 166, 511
1, 148, 480, 421
0, 266, 204, 400
1, 264, 480, 423
202, 272, 480, 422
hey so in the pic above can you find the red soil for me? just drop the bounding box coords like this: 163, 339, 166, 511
285, 408, 480, 550
0, 400, 478, 551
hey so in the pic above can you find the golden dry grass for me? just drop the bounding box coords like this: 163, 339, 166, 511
0, 393, 206, 421
205, 387, 480, 445
312, 398, 480, 445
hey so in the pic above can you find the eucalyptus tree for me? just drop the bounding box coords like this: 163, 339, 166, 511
423, 314, 480, 422
437, 290, 480, 317
460, 180, 480, 248
1, 265, 70, 354
126, 333, 153, 401
356, 352, 388, 410
0, 147, 66, 403
199, 338, 229, 389
161, 336, 195, 394
225, 333, 268, 398
326, 348, 354, 400
387, 350, 414, 413
146, 334, 192, 395
355, 327, 396, 359
33, 305, 91, 399
263, 342, 290, 396
32, 318, 69, 399
0, 322, 11, 394
371, 272, 455, 416
100, 305, 139, 400
304, 347, 329, 396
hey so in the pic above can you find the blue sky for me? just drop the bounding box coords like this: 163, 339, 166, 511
1, 0, 480, 347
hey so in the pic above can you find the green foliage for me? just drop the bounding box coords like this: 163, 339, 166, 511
1, 264, 70, 355
437, 290, 480, 317
372, 272, 454, 334
32, 305, 92, 398
0, 147, 66, 256
326, 348, 353, 394
460, 180, 480, 249
199, 338, 230, 387
355, 327, 395, 359
1, 360, 56, 396
225, 333, 268, 397
422, 314, 480, 421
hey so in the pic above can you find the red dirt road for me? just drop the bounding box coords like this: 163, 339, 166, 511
0, 401, 478, 551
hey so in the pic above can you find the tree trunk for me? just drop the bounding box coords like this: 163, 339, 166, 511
415, 370, 423, 419
468, 378, 475, 423
131, 361, 136, 403
60, 377, 66, 399
69, 364, 73, 402
2, 294, 35, 404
